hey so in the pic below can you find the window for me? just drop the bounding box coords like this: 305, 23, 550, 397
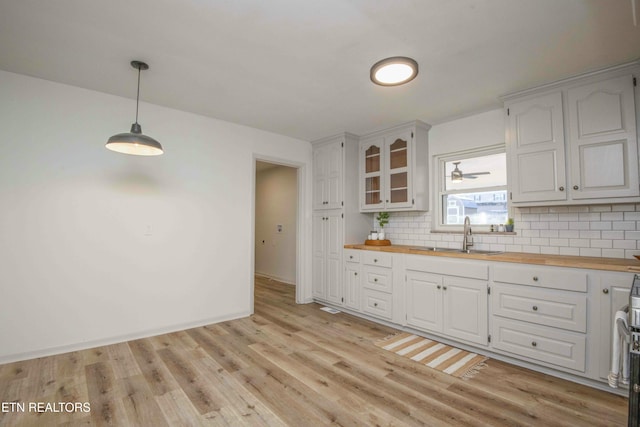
436, 145, 507, 230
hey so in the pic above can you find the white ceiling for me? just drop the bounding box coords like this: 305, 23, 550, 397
1, 0, 639, 142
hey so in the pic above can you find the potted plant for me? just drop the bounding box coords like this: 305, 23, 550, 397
377, 212, 390, 240
505, 217, 514, 232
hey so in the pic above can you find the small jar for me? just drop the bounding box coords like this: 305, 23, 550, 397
371, 232, 378, 240
498, 224, 505, 232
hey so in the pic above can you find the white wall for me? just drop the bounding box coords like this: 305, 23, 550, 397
380, 109, 640, 259
255, 165, 297, 284
0, 70, 312, 363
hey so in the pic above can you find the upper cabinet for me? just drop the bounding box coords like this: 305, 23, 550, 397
313, 139, 343, 210
504, 62, 640, 206
359, 121, 430, 212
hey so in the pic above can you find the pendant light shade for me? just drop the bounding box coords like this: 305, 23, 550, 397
106, 60, 163, 156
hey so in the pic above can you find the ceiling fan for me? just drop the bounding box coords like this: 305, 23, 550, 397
451, 161, 491, 182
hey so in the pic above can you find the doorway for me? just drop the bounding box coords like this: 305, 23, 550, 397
253, 160, 299, 308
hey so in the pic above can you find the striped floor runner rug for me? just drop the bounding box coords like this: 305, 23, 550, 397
374, 332, 488, 379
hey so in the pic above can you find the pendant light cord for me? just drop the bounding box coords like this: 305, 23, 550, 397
135, 64, 141, 124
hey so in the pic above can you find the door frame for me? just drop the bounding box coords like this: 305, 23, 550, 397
251, 154, 309, 311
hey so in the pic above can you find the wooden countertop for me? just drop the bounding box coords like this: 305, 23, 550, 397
344, 244, 640, 273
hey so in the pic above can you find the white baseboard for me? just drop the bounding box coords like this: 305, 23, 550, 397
255, 271, 295, 286
0, 310, 251, 365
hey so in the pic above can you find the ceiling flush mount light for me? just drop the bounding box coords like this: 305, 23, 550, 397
370, 56, 418, 86
105, 60, 163, 156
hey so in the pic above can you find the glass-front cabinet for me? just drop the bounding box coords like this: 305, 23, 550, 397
359, 121, 430, 212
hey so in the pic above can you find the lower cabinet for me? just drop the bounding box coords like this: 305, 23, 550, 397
312, 211, 343, 304
406, 270, 488, 346
330, 248, 638, 390
597, 272, 635, 381
491, 264, 588, 373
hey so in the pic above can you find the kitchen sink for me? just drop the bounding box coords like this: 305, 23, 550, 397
408, 246, 459, 252
408, 246, 503, 255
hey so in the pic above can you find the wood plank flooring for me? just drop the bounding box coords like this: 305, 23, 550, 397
0, 276, 628, 426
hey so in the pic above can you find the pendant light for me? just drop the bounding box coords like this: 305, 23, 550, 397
105, 60, 163, 156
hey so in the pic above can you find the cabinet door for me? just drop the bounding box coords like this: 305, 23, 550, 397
598, 273, 634, 381
325, 141, 343, 209
443, 277, 488, 346
385, 130, 413, 209
325, 211, 344, 305
360, 138, 385, 211
311, 213, 326, 299
507, 92, 567, 203
313, 145, 328, 210
567, 75, 639, 200
406, 271, 443, 333
344, 262, 360, 310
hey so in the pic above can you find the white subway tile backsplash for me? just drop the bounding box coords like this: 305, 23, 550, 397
380, 204, 640, 259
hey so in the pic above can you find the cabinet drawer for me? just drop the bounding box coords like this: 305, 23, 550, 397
362, 266, 393, 293
493, 264, 587, 292
492, 317, 585, 372
344, 249, 361, 263
492, 283, 586, 332
362, 289, 393, 320
361, 251, 393, 268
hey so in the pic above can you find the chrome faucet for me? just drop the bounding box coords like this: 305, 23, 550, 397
462, 216, 473, 252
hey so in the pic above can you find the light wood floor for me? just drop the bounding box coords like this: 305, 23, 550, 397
0, 276, 628, 426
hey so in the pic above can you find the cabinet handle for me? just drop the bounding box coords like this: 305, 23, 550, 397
533, 276, 539, 282
443, 286, 447, 290
531, 341, 537, 347
437, 285, 441, 289
603, 289, 609, 294
559, 186, 564, 191
573, 185, 579, 190
532, 306, 538, 311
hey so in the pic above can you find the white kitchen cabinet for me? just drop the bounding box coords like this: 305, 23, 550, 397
596, 272, 635, 382
311, 134, 371, 306
506, 91, 567, 203
405, 256, 489, 346
406, 271, 488, 346
311, 211, 343, 304
360, 251, 394, 321
344, 249, 361, 310
359, 121, 430, 212
567, 75, 639, 200
491, 264, 588, 372
313, 139, 343, 210
504, 62, 640, 206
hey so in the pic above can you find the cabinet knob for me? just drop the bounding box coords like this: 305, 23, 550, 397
374, 278, 378, 282
531, 341, 537, 347
374, 302, 378, 307
532, 276, 539, 282
443, 286, 447, 290
559, 186, 564, 191
573, 185, 579, 190
374, 259, 378, 263
603, 288, 609, 294
349, 255, 353, 259
532, 306, 538, 311
437, 285, 441, 289
386, 200, 389, 203
355, 272, 358, 276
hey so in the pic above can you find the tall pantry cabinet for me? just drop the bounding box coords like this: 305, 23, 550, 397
311, 134, 371, 305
